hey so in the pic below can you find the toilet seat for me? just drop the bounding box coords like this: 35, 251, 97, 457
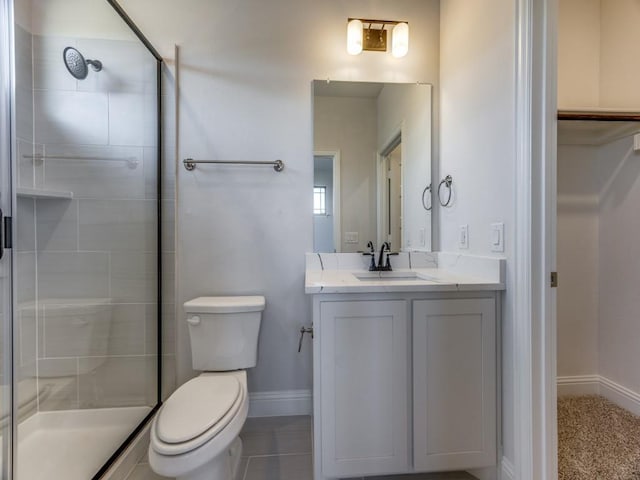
151, 374, 245, 456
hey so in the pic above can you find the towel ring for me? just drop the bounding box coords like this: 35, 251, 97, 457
422, 184, 432, 211
438, 175, 453, 207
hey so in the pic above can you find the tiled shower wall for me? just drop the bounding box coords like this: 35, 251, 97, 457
14, 25, 175, 418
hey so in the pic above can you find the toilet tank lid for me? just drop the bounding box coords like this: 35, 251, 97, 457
184, 296, 265, 313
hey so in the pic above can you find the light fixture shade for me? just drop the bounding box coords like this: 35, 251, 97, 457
392, 22, 409, 58
347, 19, 363, 55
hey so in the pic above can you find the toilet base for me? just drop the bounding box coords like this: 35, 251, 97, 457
176, 437, 243, 480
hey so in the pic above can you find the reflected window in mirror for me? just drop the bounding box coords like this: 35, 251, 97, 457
314, 186, 327, 215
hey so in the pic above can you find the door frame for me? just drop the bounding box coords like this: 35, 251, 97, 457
314, 151, 341, 252
378, 129, 403, 250
513, 0, 558, 479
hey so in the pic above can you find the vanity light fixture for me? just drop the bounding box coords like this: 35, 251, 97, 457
346, 18, 409, 58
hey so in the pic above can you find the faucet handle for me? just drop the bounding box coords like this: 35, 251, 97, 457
366, 241, 375, 253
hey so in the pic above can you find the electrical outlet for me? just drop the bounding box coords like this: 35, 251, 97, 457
459, 225, 469, 249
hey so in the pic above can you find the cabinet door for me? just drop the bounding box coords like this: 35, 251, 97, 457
413, 298, 496, 471
319, 300, 409, 478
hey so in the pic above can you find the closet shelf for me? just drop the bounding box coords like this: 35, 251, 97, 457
558, 110, 640, 122
558, 109, 640, 146
16, 187, 74, 200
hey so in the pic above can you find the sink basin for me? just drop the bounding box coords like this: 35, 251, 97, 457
354, 272, 440, 282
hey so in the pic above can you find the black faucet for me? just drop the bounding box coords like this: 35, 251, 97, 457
377, 242, 391, 271
363, 241, 377, 270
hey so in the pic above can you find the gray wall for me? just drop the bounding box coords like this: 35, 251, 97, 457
117, 0, 441, 391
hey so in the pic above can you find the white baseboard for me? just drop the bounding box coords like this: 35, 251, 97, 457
557, 375, 640, 417
248, 389, 312, 418
500, 457, 515, 480
557, 375, 600, 396
599, 376, 640, 417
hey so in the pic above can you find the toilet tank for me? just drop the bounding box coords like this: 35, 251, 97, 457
184, 296, 264, 371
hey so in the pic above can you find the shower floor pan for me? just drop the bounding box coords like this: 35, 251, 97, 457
16, 406, 150, 480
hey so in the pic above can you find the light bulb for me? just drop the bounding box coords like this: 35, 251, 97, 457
392, 22, 409, 58
347, 19, 363, 55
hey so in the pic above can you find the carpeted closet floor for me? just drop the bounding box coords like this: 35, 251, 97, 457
558, 395, 640, 479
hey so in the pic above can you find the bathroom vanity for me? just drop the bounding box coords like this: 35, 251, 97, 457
305, 252, 505, 479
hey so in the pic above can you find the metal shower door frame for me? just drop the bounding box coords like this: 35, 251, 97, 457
0, 0, 15, 478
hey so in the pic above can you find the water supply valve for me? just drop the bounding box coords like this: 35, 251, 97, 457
298, 325, 314, 352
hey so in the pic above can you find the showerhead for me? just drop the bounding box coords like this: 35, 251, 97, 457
63, 47, 102, 80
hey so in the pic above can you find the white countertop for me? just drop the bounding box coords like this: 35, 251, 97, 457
305, 252, 506, 294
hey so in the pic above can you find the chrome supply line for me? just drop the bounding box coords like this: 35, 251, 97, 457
183, 158, 284, 172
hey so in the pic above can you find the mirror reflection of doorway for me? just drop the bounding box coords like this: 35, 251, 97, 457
313, 154, 336, 252
383, 139, 402, 250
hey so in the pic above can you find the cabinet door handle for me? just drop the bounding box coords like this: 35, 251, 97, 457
0, 208, 3, 260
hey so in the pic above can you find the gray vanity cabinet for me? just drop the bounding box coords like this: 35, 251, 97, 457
412, 298, 497, 472
313, 293, 498, 480
315, 299, 410, 478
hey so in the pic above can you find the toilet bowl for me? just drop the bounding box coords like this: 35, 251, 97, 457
149, 371, 248, 480
149, 296, 264, 480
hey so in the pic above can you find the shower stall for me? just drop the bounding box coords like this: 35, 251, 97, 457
0, 0, 171, 478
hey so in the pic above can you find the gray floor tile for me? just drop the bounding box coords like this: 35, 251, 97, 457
239, 457, 250, 479
240, 428, 312, 456
243, 454, 313, 480
126, 463, 172, 480
242, 415, 312, 434
240, 415, 312, 456
128, 415, 474, 480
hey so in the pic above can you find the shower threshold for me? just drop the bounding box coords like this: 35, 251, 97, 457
15, 406, 151, 480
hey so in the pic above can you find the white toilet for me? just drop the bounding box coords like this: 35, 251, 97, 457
148, 296, 265, 480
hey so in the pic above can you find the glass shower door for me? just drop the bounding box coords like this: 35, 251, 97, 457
10, 0, 162, 478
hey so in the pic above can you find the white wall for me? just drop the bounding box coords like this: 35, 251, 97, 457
118, 0, 441, 391
314, 96, 377, 253
557, 0, 601, 109
599, 0, 640, 108
29, 0, 135, 40
377, 84, 432, 251
439, 0, 516, 464
558, 0, 640, 110
557, 0, 640, 395
597, 136, 640, 393
556, 145, 599, 376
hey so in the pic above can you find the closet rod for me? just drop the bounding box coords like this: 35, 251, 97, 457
558, 111, 640, 122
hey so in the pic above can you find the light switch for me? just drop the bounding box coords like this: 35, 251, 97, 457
491, 223, 504, 252
345, 232, 359, 244
459, 225, 469, 249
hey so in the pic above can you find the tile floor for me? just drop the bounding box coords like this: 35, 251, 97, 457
126, 415, 477, 480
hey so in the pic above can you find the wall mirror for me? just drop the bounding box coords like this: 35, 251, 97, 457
313, 80, 432, 253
